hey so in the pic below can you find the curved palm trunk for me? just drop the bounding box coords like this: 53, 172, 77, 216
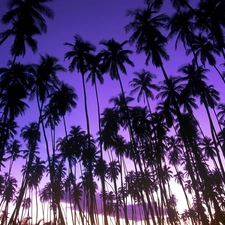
213, 65, 225, 84
0, 28, 14, 46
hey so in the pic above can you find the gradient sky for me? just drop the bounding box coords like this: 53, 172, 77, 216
1, 0, 224, 136
1, 0, 225, 218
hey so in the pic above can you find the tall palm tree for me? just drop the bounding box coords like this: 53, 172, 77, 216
9, 122, 40, 224
0, 84, 28, 164
30, 54, 66, 224
85, 53, 109, 225
85, 53, 104, 153
0, 0, 54, 62
129, 69, 159, 113
178, 63, 225, 223
197, 0, 225, 58
64, 34, 96, 137
0, 62, 32, 163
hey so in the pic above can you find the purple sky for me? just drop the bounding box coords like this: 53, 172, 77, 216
1, 0, 224, 178
1, 0, 225, 220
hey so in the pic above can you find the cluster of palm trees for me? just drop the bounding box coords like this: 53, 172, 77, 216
0, 0, 225, 224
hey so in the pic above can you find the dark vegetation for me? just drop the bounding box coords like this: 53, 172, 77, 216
0, 0, 225, 224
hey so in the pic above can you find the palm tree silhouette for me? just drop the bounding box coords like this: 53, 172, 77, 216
197, 0, 225, 58
9, 122, 40, 224
0, 0, 54, 62
0, 84, 29, 164
106, 160, 121, 225
186, 33, 225, 83
129, 69, 159, 113
48, 81, 77, 136
0, 173, 17, 225
5, 139, 23, 177
64, 34, 96, 138
125, 5, 170, 79
166, 10, 196, 51
99, 38, 134, 95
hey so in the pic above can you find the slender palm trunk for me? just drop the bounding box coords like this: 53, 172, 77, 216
214, 65, 225, 84
81, 73, 91, 136
0, 28, 14, 46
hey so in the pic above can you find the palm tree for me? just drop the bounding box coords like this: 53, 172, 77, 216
27, 157, 46, 224
93, 158, 109, 225
106, 160, 121, 225
30, 54, 66, 113
8, 122, 40, 224
166, 135, 193, 215
86, 53, 104, 152
199, 136, 221, 171
166, 10, 196, 51
21, 197, 32, 219
30, 54, 66, 223
197, 0, 225, 58
129, 69, 159, 113
0, 61, 34, 96
64, 34, 96, 137
85, 53, 109, 225
0, 83, 28, 165
125, 7, 169, 76
48, 81, 77, 136
186, 33, 225, 83
155, 74, 211, 223
99, 38, 134, 97
5, 139, 24, 177
179, 63, 225, 177
0, 0, 54, 62
0, 174, 17, 225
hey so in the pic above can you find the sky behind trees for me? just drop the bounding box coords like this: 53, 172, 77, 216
1, 0, 225, 224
